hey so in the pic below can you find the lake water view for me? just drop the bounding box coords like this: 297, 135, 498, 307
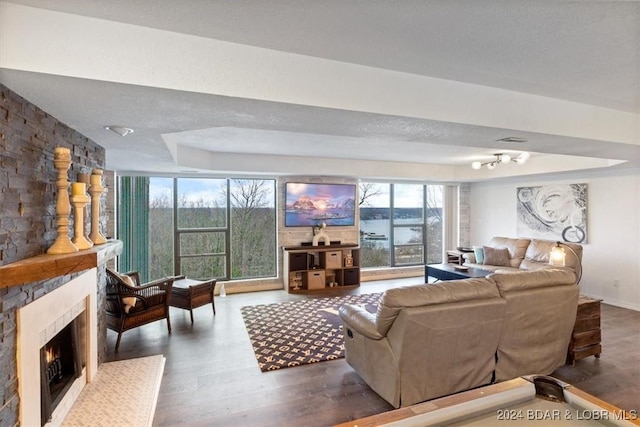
285, 209, 355, 226
360, 218, 423, 248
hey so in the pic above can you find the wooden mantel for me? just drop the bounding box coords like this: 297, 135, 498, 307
0, 240, 123, 289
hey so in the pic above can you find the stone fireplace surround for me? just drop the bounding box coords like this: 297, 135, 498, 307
0, 84, 114, 425
18, 269, 97, 427
0, 241, 122, 426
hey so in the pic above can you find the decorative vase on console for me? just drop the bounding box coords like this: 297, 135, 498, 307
312, 222, 330, 246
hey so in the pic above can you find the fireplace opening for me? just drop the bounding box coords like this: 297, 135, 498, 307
40, 319, 84, 426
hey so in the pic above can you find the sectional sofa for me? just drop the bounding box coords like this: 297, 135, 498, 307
339, 268, 579, 408
463, 236, 583, 277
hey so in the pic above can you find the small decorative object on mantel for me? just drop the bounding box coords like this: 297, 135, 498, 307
89, 168, 107, 245
70, 182, 93, 250
47, 147, 79, 254
312, 222, 330, 246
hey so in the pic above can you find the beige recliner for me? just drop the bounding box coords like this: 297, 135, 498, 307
339, 268, 579, 408
339, 278, 506, 408
490, 269, 579, 381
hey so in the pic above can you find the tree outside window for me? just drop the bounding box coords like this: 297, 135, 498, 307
125, 176, 276, 282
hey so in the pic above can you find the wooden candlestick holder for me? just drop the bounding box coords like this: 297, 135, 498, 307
71, 192, 93, 250
89, 169, 107, 245
77, 173, 92, 245
47, 148, 79, 254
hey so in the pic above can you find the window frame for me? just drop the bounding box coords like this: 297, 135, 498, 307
119, 176, 277, 282
359, 181, 448, 268
173, 179, 231, 279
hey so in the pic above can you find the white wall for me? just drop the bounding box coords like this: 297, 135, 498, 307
469, 168, 640, 311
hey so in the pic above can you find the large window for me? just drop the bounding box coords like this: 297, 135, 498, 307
359, 183, 391, 267
359, 182, 444, 268
119, 177, 276, 282
393, 184, 424, 265
175, 178, 228, 279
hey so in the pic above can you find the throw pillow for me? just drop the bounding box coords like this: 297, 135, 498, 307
483, 246, 510, 267
116, 273, 138, 313
473, 246, 485, 264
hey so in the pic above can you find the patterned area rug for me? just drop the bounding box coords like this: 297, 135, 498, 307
62, 354, 165, 427
241, 293, 381, 372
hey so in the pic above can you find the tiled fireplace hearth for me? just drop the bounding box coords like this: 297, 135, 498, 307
0, 241, 122, 426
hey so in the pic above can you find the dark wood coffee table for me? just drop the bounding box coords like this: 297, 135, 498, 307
425, 263, 492, 282
170, 276, 216, 323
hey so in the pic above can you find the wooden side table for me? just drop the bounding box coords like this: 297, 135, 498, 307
567, 296, 602, 365
170, 277, 216, 323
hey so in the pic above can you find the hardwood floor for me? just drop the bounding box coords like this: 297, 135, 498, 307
105, 278, 640, 426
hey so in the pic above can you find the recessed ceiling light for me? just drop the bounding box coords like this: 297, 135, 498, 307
497, 137, 527, 143
104, 126, 134, 137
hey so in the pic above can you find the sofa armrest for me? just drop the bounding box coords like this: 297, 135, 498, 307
339, 304, 384, 340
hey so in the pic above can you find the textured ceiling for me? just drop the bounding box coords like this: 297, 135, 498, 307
1, 0, 639, 180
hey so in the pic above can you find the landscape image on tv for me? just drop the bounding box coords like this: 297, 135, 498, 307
285, 182, 356, 227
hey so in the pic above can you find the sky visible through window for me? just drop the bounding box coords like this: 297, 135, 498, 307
150, 178, 437, 209
362, 184, 443, 208
149, 177, 275, 207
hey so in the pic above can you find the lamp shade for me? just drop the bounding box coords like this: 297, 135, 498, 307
549, 244, 566, 267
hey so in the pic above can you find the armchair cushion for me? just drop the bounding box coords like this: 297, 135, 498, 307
109, 270, 138, 312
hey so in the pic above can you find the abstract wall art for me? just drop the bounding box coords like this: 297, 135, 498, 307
516, 183, 588, 243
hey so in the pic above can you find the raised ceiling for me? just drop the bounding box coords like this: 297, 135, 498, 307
0, 0, 639, 181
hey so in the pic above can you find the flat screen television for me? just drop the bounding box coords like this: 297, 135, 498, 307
285, 182, 356, 227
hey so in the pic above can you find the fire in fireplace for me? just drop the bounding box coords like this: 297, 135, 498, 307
40, 319, 84, 426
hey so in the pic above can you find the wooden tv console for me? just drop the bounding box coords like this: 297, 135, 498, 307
282, 244, 360, 293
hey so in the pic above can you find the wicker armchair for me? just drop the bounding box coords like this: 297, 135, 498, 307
105, 268, 174, 351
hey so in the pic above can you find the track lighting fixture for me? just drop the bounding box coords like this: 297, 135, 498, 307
471, 152, 530, 170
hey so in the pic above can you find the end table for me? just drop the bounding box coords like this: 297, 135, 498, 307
567, 296, 602, 365
170, 276, 217, 323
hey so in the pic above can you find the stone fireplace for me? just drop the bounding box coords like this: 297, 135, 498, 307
17, 269, 98, 427
0, 241, 122, 426
0, 84, 116, 425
